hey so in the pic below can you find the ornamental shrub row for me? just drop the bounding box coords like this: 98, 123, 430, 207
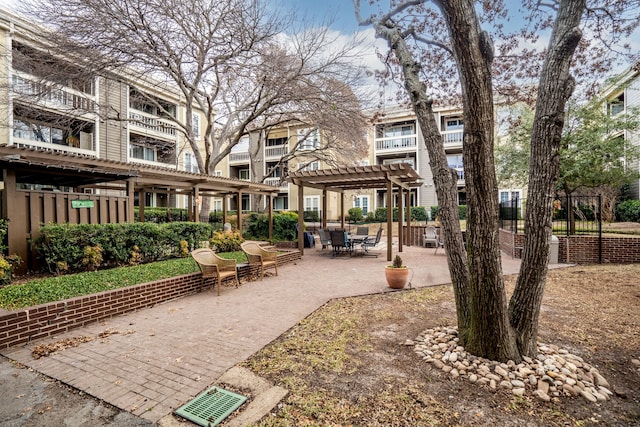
374, 206, 428, 222
245, 211, 299, 241
36, 222, 215, 274
615, 200, 640, 222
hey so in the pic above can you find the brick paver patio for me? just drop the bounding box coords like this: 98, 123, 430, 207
1, 243, 523, 423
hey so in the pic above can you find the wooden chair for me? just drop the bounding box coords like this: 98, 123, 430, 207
191, 248, 239, 295
240, 241, 278, 280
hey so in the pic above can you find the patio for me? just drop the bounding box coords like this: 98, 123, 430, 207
0, 243, 522, 424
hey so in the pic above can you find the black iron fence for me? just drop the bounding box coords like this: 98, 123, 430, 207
499, 194, 602, 236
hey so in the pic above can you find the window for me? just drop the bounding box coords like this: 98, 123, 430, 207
274, 195, 288, 210
215, 170, 223, 177
213, 198, 223, 211
191, 113, 200, 139
499, 190, 522, 204
299, 161, 319, 172
130, 144, 157, 161
13, 119, 69, 146
443, 117, 463, 131
239, 169, 250, 180
267, 136, 287, 147
354, 195, 370, 214
184, 152, 199, 173
383, 124, 414, 138
298, 129, 321, 150
304, 196, 320, 212
608, 93, 624, 116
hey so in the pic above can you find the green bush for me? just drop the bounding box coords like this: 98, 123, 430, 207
209, 230, 244, 253
134, 207, 189, 223
411, 206, 428, 221
374, 207, 428, 222
245, 211, 299, 241
348, 207, 364, 222
366, 211, 375, 222
0, 219, 8, 254
303, 210, 320, 222
430, 205, 467, 220
615, 200, 640, 222
36, 222, 215, 273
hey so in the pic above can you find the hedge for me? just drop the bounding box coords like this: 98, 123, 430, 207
615, 200, 640, 222
36, 222, 215, 274
374, 206, 428, 222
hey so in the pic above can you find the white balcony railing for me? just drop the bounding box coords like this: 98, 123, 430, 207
229, 151, 250, 163
128, 110, 177, 138
13, 139, 97, 157
442, 130, 463, 146
375, 136, 417, 151
265, 145, 288, 158
265, 177, 289, 190
128, 157, 177, 169
12, 74, 96, 112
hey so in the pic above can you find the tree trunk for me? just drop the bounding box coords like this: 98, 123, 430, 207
439, 0, 519, 362
509, 0, 585, 357
377, 23, 471, 338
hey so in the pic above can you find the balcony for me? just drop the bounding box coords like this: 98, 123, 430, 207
229, 151, 250, 164
442, 130, 463, 148
12, 138, 96, 157
375, 136, 417, 152
12, 74, 96, 113
264, 177, 289, 191
128, 110, 177, 139
265, 145, 288, 159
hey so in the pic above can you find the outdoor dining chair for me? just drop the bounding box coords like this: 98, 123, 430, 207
360, 227, 383, 257
329, 230, 350, 256
240, 241, 279, 280
318, 228, 332, 250
191, 248, 239, 295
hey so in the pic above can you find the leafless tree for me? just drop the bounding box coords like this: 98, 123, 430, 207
355, 0, 639, 361
21, 0, 369, 214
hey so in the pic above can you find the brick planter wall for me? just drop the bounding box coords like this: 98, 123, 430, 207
499, 229, 640, 264
0, 250, 301, 350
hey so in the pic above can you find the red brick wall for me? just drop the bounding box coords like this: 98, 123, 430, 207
0, 250, 301, 349
499, 230, 640, 264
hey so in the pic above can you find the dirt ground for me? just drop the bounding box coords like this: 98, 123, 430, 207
242, 264, 640, 426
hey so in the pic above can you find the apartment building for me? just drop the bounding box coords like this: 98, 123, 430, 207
600, 63, 640, 199
224, 104, 470, 221
0, 7, 207, 209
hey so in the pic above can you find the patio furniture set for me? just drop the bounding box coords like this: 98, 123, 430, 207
317, 226, 384, 257
190, 241, 279, 295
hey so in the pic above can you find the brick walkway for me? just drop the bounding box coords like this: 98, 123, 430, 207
1, 243, 522, 423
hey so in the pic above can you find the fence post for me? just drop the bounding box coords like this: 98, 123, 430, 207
598, 194, 602, 264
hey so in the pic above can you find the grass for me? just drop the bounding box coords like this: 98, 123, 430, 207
0, 251, 248, 310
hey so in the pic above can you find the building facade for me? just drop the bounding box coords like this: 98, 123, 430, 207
1, 7, 208, 210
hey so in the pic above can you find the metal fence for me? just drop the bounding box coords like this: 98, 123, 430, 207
499, 194, 602, 236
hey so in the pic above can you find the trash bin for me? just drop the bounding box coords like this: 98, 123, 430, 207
549, 235, 559, 264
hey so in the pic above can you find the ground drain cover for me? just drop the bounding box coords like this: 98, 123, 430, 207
175, 386, 247, 426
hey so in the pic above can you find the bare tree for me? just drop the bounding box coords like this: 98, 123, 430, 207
23, 0, 369, 214
355, 0, 639, 361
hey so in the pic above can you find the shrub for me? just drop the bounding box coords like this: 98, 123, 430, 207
303, 210, 320, 222
246, 211, 299, 241
209, 230, 244, 253
0, 219, 8, 254
615, 200, 640, 222
348, 207, 364, 222
0, 254, 21, 286
430, 205, 467, 220
36, 221, 215, 273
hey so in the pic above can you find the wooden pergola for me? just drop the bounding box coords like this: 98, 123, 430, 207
288, 163, 423, 261
0, 144, 279, 271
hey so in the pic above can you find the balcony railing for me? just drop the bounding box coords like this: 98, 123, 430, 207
265, 145, 288, 158
442, 130, 463, 146
128, 157, 177, 169
265, 177, 289, 190
375, 136, 417, 151
12, 74, 96, 111
128, 110, 177, 138
229, 151, 250, 163
12, 139, 96, 157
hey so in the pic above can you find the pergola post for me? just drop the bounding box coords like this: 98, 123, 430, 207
398, 187, 404, 253
386, 180, 393, 262
268, 194, 274, 240
297, 182, 305, 254
222, 195, 228, 225
139, 190, 146, 222
405, 190, 412, 246
193, 187, 200, 223
236, 191, 243, 235
322, 189, 328, 229
125, 178, 135, 223
340, 192, 345, 230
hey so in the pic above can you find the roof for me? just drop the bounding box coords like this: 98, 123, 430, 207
288, 163, 423, 192
0, 144, 279, 196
